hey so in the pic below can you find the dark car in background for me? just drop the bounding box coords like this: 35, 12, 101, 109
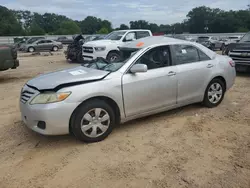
56, 36, 74, 45
197, 36, 223, 50
226, 32, 250, 72
0, 44, 19, 71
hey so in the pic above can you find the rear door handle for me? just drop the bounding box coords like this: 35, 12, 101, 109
167, 71, 176, 76
207, 64, 214, 68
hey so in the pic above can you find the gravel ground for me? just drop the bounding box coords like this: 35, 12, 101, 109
0, 51, 249, 188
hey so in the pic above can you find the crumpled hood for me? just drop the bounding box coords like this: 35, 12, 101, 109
84, 40, 121, 46
27, 66, 109, 91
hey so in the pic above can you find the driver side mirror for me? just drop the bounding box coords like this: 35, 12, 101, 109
130, 64, 147, 73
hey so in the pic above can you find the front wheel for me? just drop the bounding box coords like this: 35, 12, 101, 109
106, 52, 121, 62
71, 99, 116, 143
203, 79, 225, 108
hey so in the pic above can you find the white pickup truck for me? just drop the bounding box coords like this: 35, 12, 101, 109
82, 29, 152, 62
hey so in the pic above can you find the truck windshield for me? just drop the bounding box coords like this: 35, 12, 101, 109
105, 31, 127, 40
240, 33, 250, 42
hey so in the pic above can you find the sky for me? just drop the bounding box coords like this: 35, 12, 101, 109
2, 0, 249, 27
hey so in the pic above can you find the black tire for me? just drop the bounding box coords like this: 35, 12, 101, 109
71, 99, 116, 143
203, 78, 225, 108
28, 47, 35, 53
220, 43, 225, 51
106, 51, 121, 62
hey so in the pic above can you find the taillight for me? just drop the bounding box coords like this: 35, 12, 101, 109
229, 60, 235, 67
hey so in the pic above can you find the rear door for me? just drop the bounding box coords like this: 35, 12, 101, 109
172, 44, 215, 104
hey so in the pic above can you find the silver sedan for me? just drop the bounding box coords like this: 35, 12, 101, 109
24, 39, 63, 52
19, 36, 236, 142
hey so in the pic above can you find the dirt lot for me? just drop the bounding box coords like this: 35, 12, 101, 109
0, 51, 250, 188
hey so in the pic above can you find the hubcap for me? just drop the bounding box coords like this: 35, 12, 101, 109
80, 108, 110, 138
208, 83, 223, 104
54, 47, 58, 51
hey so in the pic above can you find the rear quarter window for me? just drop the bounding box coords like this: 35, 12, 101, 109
136, 31, 150, 39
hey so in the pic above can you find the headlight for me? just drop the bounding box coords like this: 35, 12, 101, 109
94, 46, 106, 51
30, 92, 71, 105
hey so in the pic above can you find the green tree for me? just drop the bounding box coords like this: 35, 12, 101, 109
55, 20, 81, 35
97, 27, 109, 34
79, 16, 103, 34
119, 24, 129, 30
0, 6, 24, 36
29, 21, 45, 35
129, 20, 150, 29
148, 23, 159, 33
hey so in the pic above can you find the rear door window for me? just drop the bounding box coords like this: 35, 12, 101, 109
173, 45, 211, 64
172, 45, 200, 65
136, 31, 150, 39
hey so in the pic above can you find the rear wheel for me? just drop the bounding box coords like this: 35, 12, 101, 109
71, 99, 116, 143
203, 78, 225, 108
52, 46, 58, 51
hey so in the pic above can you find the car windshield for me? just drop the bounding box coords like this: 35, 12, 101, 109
197, 37, 209, 42
239, 33, 250, 42
104, 31, 127, 40
83, 48, 139, 72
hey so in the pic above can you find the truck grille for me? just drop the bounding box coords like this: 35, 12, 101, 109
20, 85, 37, 103
82, 46, 94, 53
229, 50, 250, 64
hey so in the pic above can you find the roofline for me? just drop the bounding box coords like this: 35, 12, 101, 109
115, 29, 151, 32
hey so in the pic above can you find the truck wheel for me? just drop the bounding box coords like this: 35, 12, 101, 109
203, 78, 225, 108
71, 99, 116, 143
52, 46, 58, 51
28, 47, 35, 53
107, 52, 121, 62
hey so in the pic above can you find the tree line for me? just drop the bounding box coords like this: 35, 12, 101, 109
0, 5, 249, 36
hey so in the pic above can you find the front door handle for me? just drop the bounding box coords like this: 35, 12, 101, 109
167, 71, 176, 76
207, 64, 214, 68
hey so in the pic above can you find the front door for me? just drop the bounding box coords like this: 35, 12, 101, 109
122, 45, 178, 117
36, 40, 46, 51
172, 44, 215, 104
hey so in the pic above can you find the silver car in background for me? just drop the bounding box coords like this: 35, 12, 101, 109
23, 39, 63, 52
20, 36, 236, 143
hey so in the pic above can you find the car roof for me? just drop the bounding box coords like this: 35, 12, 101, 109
121, 36, 190, 48
121, 36, 216, 59
114, 29, 150, 32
